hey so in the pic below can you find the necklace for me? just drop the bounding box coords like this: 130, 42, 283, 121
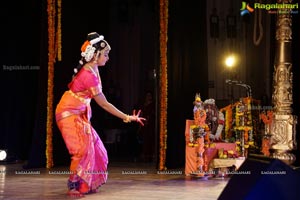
88, 66, 100, 79
88, 66, 102, 85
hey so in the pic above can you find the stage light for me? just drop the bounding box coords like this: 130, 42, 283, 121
0, 150, 7, 161
225, 55, 236, 68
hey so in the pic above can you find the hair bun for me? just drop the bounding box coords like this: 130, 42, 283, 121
87, 32, 100, 41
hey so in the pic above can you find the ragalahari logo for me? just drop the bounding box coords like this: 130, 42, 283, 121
240, 1, 254, 16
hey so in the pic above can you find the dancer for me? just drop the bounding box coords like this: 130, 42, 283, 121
55, 32, 145, 197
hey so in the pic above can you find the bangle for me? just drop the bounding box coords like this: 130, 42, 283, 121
123, 114, 131, 123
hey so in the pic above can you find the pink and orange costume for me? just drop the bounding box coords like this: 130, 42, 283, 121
55, 67, 107, 193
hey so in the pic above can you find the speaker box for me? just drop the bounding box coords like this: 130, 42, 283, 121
218, 156, 300, 200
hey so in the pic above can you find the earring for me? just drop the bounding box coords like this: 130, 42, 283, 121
93, 51, 100, 63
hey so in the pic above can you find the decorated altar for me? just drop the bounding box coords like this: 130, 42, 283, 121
185, 119, 242, 176
185, 94, 265, 177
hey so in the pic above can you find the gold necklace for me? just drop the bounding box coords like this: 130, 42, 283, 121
88, 66, 100, 80
87, 65, 102, 88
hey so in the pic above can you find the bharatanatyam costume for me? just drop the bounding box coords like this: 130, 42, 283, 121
55, 33, 109, 195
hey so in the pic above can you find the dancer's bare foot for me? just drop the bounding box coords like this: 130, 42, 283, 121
67, 189, 84, 198
78, 182, 89, 194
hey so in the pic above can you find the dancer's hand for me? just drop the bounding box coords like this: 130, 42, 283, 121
130, 109, 146, 126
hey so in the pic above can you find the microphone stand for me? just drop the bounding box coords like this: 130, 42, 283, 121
225, 79, 252, 98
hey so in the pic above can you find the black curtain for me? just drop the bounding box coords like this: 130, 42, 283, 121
166, 0, 208, 168
0, 1, 42, 164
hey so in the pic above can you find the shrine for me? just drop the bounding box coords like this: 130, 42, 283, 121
185, 94, 272, 178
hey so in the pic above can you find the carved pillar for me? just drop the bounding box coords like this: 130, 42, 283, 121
270, 0, 297, 165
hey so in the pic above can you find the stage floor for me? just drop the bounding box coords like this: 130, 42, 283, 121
0, 161, 229, 200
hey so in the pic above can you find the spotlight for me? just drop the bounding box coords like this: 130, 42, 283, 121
225, 55, 236, 68
0, 150, 7, 161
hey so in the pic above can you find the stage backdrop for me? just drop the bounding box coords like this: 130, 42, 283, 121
0, 0, 299, 168
166, 0, 209, 168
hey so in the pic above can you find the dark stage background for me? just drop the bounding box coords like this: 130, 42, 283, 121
0, 0, 299, 169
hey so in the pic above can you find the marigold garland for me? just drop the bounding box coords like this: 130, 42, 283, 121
220, 104, 233, 140
46, 0, 62, 169
261, 137, 271, 156
46, 0, 55, 169
260, 110, 272, 157
220, 97, 256, 142
159, 0, 168, 171
260, 110, 273, 125
196, 137, 205, 175
194, 110, 206, 126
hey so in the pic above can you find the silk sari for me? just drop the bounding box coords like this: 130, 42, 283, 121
55, 67, 108, 191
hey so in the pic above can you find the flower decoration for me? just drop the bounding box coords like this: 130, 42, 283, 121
159, 0, 169, 171
220, 104, 233, 140
46, 0, 55, 169
81, 42, 96, 62
261, 137, 271, 156
46, 0, 62, 169
260, 110, 273, 125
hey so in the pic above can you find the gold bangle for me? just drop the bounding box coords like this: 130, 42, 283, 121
123, 114, 131, 123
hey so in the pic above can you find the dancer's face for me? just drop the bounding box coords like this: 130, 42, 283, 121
96, 51, 110, 66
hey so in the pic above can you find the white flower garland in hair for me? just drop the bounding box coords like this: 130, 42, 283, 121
81, 35, 104, 62
81, 44, 96, 62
